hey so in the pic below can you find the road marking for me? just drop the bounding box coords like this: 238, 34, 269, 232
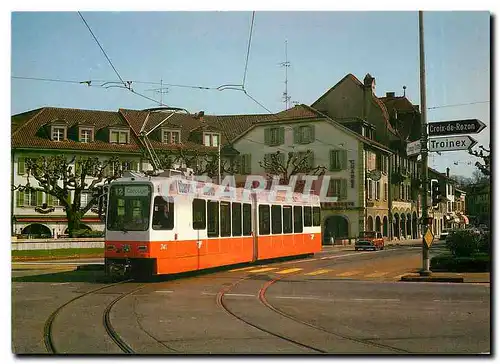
290, 258, 317, 263
276, 268, 303, 274
275, 296, 317, 300
274, 296, 400, 303
155, 290, 174, 294
364, 271, 389, 278
201, 292, 216, 296
225, 293, 255, 297
336, 271, 363, 277
228, 266, 261, 272
248, 267, 278, 273
305, 269, 332, 276
391, 274, 406, 280
50, 282, 71, 286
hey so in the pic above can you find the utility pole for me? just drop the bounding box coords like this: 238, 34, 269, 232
419, 11, 431, 276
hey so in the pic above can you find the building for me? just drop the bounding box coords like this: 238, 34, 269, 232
11, 107, 220, 237
311, 73, 421, 239
465, 182, 490, 228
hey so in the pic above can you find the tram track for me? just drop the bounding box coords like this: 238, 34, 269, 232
44, 279, 143, 354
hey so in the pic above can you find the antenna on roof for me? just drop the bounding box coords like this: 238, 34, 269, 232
279, 40, 291, 109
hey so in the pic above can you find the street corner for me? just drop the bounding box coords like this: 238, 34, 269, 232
400, 271, 490, 284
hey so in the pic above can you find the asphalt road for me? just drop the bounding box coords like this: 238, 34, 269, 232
11, 244, 490, 354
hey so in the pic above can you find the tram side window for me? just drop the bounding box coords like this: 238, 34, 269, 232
293, 206, 303, 233
283, 206, 293, 234
271, 205, 282, 234
207, 200, 219, 237
242, 203, 252, 236
232, 202, 242, 236
220, 201, 231, 237
152, 197, 174, 230
304, 206, 312, 227
192, 199, 206, 230
313, 207, 321, 226
259, 205, 271, 235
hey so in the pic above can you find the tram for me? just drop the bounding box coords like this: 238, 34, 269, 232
104, 171, 322, 277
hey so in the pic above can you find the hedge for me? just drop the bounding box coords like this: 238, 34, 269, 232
431, 252, 490, 272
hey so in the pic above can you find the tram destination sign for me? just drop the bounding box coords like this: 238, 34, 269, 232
428, 118, 486, 136
429, 135, 477, 152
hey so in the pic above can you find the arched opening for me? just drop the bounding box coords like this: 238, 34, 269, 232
412, 212, 418, 239
401, 215, 406, 239
375, 216, 382, 233
367, 216, 374, 231
406, 213, 412, 237
323, 215, 349, 243
394, 213, 400, 238
383, 216, 388, 237
21, 223, 52, 238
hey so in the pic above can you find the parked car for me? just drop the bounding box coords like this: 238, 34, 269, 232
355, 231, 384, 251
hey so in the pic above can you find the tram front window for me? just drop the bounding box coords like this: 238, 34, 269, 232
107, 184, 152, 232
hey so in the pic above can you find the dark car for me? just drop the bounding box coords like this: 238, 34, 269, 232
355, 231, 384, 251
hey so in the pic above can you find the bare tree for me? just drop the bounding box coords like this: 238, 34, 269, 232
259, 150, 327, 187
469, 144, 490, 177
12, 155, 123, 237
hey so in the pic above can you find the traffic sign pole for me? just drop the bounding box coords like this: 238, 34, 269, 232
419, 11, 431, 276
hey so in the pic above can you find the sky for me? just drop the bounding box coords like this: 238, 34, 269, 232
9, 10, 491, 179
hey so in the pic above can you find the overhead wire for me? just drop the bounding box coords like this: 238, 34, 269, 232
242, 11, 255, 87
427, 101, 489, 110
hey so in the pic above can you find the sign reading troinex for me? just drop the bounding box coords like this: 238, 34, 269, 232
429, 135, 477, 152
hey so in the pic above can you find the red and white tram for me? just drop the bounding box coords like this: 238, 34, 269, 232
104, 173, 322, 277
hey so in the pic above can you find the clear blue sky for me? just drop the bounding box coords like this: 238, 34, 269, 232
10, 11, 491, 178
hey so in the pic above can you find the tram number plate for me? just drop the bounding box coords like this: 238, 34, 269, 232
160, 244, 167, 250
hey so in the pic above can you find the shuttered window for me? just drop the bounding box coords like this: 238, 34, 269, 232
16, 191, 24, 207
239, 154, 252, 174
18, 157, 26, 175
264, 127, 284, 146
328, 179, 348, 200
329, 150, 347, 171
293, 125, 315, 144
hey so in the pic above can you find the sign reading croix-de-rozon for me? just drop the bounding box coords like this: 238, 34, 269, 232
428, 119, 486, 136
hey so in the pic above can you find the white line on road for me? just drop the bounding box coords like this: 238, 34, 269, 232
274, 296, 401, 303
155, 290, 174, 294
50, 282, 71, 286
352, 298, 400, 302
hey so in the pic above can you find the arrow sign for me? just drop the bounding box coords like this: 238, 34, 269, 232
406, 140, 421, 156
429, 135, 477, 152
428, 119, 486, 136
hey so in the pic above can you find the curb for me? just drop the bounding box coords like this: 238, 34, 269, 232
400, 275, 464, 283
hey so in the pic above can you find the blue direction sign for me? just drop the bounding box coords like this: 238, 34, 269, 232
428, 119, 486, 136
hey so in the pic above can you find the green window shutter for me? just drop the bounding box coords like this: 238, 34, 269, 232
264, 128, 271, 146
132, 161, 138, 172
16, 191, 24, 207
47, 193, 53, 207
37, 191, 44, 206
18, 157, 25, 175
309, 125, 315, 143
279, 127, 285, 145
329, 150, 335, 171
341, 179, 348, 199
293, 126, 300, 144
341, 150, 348, 170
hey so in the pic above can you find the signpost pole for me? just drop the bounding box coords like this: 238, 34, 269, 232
419, 11, 431, 276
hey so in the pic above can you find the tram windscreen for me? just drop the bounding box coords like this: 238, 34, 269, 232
106, 184, 152, 232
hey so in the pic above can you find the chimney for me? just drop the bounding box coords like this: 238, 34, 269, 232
195, 110, 205, 122
386, 92, 395, 98
446, 168, 450, 177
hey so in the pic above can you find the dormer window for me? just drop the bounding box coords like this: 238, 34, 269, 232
80, 128, 93, 143
110, 129, 129, 144
162, 130, 181, 144
50, 125, 67, 141
203, 132, 220, 147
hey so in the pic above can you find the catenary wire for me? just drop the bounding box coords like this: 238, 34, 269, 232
77, 12, 127, 87
242, 11, 256, 87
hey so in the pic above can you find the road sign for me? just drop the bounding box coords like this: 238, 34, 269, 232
423, 227, 434, 248
406, 140, 421, 156
428, 119, 486, 136
429, 136, 477, 152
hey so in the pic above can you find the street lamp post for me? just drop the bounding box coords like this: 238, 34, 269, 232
419, 10, 431, 276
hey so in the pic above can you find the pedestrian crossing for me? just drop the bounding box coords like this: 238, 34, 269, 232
228, 266, 409, 280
